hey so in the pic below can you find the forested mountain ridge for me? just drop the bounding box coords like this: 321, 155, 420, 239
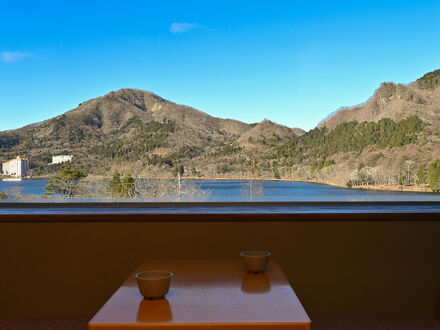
293, 69, 440, 190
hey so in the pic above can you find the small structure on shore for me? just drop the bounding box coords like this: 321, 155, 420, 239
2, 156, 29, 178
51, 155, 73, 164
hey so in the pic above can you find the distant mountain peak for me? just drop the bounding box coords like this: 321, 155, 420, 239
98, 88, 170, 112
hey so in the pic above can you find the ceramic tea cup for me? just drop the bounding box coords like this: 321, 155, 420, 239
240, 250, 271, 273
135, 270, 173, 299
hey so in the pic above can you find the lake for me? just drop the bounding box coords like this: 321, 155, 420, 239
1, 179, 440, 202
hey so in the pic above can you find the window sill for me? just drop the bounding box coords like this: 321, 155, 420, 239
0, 201, 439, 216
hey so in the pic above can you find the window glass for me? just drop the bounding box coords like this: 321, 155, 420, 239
1, 1, 440, 203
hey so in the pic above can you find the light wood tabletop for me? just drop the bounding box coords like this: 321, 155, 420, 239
88, 259, 311, 329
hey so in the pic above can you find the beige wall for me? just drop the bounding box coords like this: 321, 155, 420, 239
0, 213, 439, 320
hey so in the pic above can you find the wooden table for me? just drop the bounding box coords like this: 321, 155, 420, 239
89, 259, 311, 329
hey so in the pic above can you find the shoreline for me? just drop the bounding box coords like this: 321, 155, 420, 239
3, 176, 435, 194
175, 176, 435, 193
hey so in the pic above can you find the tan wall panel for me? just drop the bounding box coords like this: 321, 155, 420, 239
0, 215, 439, 320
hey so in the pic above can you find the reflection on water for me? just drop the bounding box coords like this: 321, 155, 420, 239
137, 298, 172, 323
241, 273, 271, 293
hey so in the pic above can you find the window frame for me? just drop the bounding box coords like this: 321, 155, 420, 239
1, 201, 440, 215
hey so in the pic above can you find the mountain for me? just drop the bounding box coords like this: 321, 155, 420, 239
280, 69, 440, 189
236, 120, 304, 147
66, 88, 250, 136
0, 88, 303, 177
319, 70, 440, 130
1, 69, 439, 191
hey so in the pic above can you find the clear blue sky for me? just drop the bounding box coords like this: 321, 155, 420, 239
1, 0, 439, 132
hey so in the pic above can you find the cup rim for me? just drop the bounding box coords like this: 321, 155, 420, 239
136, 270, 173, 280
240, 250, 271, 257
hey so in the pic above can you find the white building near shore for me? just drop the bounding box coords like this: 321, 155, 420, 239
51, 155, 73, 164
2, 156, 29, 178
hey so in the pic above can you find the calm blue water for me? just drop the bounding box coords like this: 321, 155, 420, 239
1, 179, 440, 202
0, 180, 49, 196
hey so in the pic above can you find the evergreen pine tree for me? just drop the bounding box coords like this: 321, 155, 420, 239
108, 170, 122, 197
121, 173, 137, 198
44, 166, 87, 198
416, 164, 427, 185
427, 160, 440, 192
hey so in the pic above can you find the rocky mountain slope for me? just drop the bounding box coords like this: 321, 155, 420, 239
319, 70, 440, 131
